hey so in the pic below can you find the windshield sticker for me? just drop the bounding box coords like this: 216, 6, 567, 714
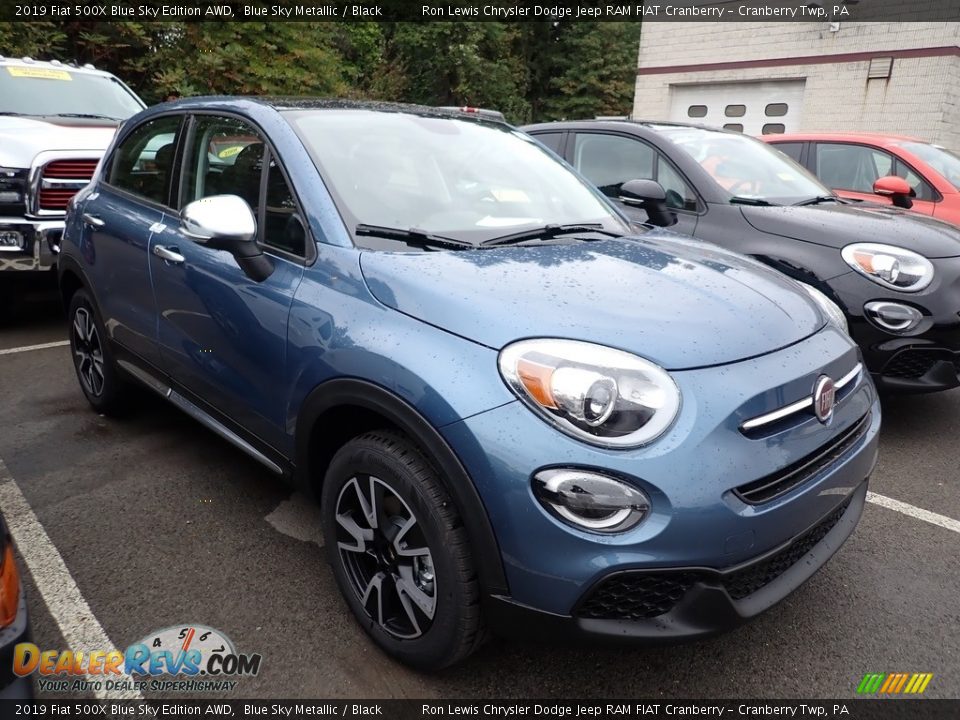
7, 67, 73, 81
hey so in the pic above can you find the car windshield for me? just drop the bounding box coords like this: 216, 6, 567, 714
286, 109, 630, 247
653, 125, 831, 205
897, 141, 960, 188
0, 66, 143, 120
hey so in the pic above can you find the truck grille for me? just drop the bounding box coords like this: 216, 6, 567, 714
37, 159, 99, 211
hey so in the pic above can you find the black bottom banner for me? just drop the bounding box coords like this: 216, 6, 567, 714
2, 700, 958, 720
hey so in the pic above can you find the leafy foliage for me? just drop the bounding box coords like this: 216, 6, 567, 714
0, 21, 641, 122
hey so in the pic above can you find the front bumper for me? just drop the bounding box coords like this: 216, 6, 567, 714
0, 218, 62, 273
488, 481, 867, 641
443, 325, 879, 637
829, 265, 960, 394
0, 587, 33, 699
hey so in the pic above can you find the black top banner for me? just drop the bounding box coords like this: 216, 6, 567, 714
3, 700, 960, 720
4, 0, 960, 23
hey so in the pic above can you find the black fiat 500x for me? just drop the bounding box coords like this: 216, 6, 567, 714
524, 120, 960, 394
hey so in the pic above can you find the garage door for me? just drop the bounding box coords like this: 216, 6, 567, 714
668, 80, 805, 136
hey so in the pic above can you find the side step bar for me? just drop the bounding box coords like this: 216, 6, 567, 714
118, 360, 284, 475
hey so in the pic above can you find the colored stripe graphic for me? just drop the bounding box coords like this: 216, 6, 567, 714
858, 673, 933, 694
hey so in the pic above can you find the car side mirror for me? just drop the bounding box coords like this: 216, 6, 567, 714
180, 195, 274, 282
618, 179, 677, 227
873, 176, 914, 209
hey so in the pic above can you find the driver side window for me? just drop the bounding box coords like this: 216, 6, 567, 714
182, 115, 307, 258
572, 133, 697, 211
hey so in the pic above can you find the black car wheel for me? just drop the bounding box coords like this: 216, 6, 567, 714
68, 289, 128, 415
322, 431, 483, 670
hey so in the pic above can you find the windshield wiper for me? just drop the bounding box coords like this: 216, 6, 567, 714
0, 111, 27, 116
355, 224, 476, 251
481, 223, 622, 247
794, 195, 841, 206
50, 113, 123, 121
730, 196, 779, 207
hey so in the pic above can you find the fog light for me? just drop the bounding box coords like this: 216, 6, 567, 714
533, 469, 650, 533
0, 231, 24, 250
864, 301, 923, 333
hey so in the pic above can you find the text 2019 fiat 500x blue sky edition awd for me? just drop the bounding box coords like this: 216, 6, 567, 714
59, 98, 880, 669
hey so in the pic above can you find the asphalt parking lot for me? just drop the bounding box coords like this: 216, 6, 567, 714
1, 294, 958, 700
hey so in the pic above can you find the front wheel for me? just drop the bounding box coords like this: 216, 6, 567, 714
68, 288, 129, 415
321, 431, 484, 670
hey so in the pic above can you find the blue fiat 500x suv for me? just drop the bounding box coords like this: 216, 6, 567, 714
60, 98, 880, 669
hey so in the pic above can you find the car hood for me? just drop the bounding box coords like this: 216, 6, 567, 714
0, 116, 118, 168
359, 234, 824, 370
740, 202, 960, 259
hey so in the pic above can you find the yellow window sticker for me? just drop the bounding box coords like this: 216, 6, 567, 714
217, 146, 244, 159
7, 67, 73, 81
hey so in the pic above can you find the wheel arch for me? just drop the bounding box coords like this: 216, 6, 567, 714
295, 377, 509, 596
57, 254, 96, 312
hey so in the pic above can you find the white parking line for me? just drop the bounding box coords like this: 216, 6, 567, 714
867, 491, 960, 535
0, 340, 69, 356
0, 459, 142, 700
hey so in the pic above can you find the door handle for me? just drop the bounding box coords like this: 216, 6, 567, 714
153, 244, 185, 264
82, 213, 105, 228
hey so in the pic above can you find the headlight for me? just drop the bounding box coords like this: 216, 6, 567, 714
0, 167, 27, 207
498, 339, 681, 448
797, 282, 848, 334
841, 243, 934, 292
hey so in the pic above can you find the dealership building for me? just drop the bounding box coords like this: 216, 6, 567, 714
633, 19, 960, 149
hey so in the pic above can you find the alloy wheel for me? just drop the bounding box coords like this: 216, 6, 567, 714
72, 306, 105, 397
334, 474, 437, 639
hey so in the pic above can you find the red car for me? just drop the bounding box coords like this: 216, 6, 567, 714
762, 132, 960, 226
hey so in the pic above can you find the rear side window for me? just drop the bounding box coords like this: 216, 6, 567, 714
532, 132, 563, 154
108, 116, 182, 206
773, 142, 803, 163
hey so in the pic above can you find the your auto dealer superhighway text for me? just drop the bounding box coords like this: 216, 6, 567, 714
422, 705, 846, 717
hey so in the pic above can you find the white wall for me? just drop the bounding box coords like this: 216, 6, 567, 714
634, 21, 960, 149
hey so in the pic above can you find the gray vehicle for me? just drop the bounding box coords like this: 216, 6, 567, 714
0, 56, 144, 316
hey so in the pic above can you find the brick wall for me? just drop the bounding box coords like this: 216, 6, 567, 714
634, 21, 960, 148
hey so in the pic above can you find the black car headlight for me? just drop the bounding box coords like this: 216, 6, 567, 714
841, 243, 934, 293
498, 339, 681, 448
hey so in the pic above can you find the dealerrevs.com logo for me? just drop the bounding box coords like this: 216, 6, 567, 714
13, 623, 262, 694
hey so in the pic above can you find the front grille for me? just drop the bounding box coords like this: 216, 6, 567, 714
882, 349, 951, 379
733, 412, 871, 505
575, 497, 852, 620
37, 159, 99, 211
577, 572, 702, 621
723, 497, 850, 599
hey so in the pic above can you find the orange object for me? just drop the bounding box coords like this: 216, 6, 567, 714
516, 358, 558, 409
0, 541, 21, 628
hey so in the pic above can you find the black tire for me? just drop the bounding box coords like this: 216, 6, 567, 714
67, 288, 129, 415
321, 430, 484, 670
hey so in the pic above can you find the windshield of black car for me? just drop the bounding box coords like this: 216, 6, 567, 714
0, 66, 143, 119
285, 109, 630, 247
897, 141, 960, 188
653, 125, 831, 205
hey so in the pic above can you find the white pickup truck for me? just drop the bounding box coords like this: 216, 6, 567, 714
0, 56, 144, 317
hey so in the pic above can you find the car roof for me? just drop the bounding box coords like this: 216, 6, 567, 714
524, 118, 739, 135
0, 55, 120, 79
762, 131, 925, 145
154, 96, 510, 125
